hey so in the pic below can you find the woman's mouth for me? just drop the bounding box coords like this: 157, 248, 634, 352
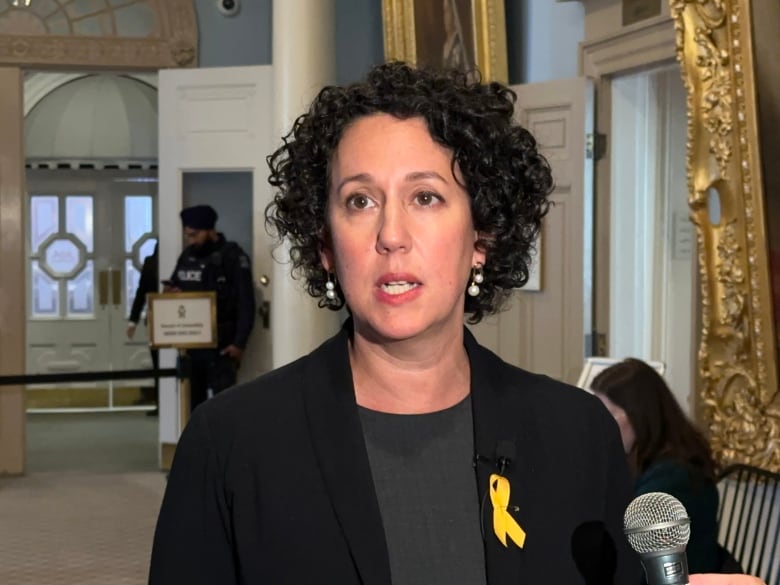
380, 281, 419, 295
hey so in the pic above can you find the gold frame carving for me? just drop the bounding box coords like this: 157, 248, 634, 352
0, 0, 197, 69
671, 0, 780, 471
382, 0, 508, 83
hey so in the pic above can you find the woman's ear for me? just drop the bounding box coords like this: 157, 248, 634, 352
472, 231, 489, 266
320, 252, 334, 273
319, 231, 334, 272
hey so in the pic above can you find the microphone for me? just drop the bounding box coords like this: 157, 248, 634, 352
623, 492, 691, 585
473, 439, 515, 474
495, 439, 515, 474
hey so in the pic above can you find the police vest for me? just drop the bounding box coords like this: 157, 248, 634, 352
178, 242, 242, 323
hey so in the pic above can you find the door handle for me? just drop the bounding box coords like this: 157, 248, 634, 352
255, 277, 270, 328
98, 270, 109, 307
111, 268, 122, 307
258, 300, 270, 329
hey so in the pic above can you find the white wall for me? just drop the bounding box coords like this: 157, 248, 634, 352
521, 0, 584, 83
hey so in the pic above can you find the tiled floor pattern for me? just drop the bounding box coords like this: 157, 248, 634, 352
0, 412, 167, 584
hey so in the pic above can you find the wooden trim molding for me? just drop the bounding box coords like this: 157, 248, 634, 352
0, 67, 26, 475
161, 442, 177, 471
580, 14, 676, 79
0, 0, 197, 70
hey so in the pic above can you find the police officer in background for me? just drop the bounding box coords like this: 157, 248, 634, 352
164, 204, 255, 412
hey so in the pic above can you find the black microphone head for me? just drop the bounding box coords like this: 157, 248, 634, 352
623, 492, 691, 585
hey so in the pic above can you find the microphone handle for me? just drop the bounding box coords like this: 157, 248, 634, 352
639, 550, 689, 585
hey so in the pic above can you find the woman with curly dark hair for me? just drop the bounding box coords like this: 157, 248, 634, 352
590, 358, 725, 574
264, 62, 551, 323
150, 62, 642, 584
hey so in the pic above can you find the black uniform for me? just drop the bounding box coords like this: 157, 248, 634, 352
129, 245, 159, 406
170, 233, 255, 412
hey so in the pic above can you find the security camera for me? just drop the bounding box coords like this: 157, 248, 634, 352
217, 0, 240, 17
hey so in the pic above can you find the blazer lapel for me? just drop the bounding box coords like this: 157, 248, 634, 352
301, 323, 392, 585
466, 329, 539, 585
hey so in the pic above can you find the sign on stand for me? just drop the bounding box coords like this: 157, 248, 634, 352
147, 292, 217, 349
147, 291, 217, 431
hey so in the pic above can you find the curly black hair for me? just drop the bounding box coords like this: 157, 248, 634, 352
266, 61, 553, 323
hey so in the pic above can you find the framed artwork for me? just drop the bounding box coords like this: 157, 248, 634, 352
382, 0, 508, 83
576, 357, 666, 392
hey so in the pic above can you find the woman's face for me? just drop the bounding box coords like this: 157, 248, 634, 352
595, 392, 637, 455
322, 114, 484, 343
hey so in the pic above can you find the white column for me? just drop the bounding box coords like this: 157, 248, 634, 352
271, 0, 342, 367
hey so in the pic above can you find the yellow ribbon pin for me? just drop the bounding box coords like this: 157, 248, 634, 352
489, 473, 526, 548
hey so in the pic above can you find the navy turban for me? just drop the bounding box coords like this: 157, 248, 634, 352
180, 205, 217, 230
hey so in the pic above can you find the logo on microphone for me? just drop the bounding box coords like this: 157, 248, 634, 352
663, 561, 684, 578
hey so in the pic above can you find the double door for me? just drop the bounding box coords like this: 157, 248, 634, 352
26, 170, 158, 403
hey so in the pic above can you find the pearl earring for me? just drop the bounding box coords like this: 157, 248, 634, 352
325, 272, 338, 303
468, 264, 484, 297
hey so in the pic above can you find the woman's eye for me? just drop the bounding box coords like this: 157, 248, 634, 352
346, 194, 374, 209
415, 191, 441, 206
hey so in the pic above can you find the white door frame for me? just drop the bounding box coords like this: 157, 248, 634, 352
158, 65, 275, 466
580, 14, 676, 355
580, 16, 697, 413
608, 65, 693, 412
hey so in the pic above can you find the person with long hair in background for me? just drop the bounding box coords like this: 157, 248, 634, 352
590, 358, 727, 574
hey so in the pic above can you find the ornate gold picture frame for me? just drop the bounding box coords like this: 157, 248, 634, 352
382, 0, 508, 83
672, 0, 780, 471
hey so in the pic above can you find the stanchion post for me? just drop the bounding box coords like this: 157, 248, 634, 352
177, 348, 191, 432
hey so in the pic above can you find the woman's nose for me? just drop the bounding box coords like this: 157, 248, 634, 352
375, 204, 411, 254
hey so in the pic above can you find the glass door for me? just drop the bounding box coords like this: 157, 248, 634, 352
110, 181, 158, 385
25, 170, 157, 411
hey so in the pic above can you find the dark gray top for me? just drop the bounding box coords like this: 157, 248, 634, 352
359, 395, 488, 585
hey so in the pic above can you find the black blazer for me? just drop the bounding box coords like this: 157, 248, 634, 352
150, 323, 640, 584
129, 249, 158, 324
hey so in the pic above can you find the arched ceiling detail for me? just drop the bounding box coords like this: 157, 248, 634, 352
0, 0, 196, 69
25, 73, 158, 165
23, 70, 157, 116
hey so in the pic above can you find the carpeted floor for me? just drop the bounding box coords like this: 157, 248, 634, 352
0, 412, 167, 585
25, 412, 159, 474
